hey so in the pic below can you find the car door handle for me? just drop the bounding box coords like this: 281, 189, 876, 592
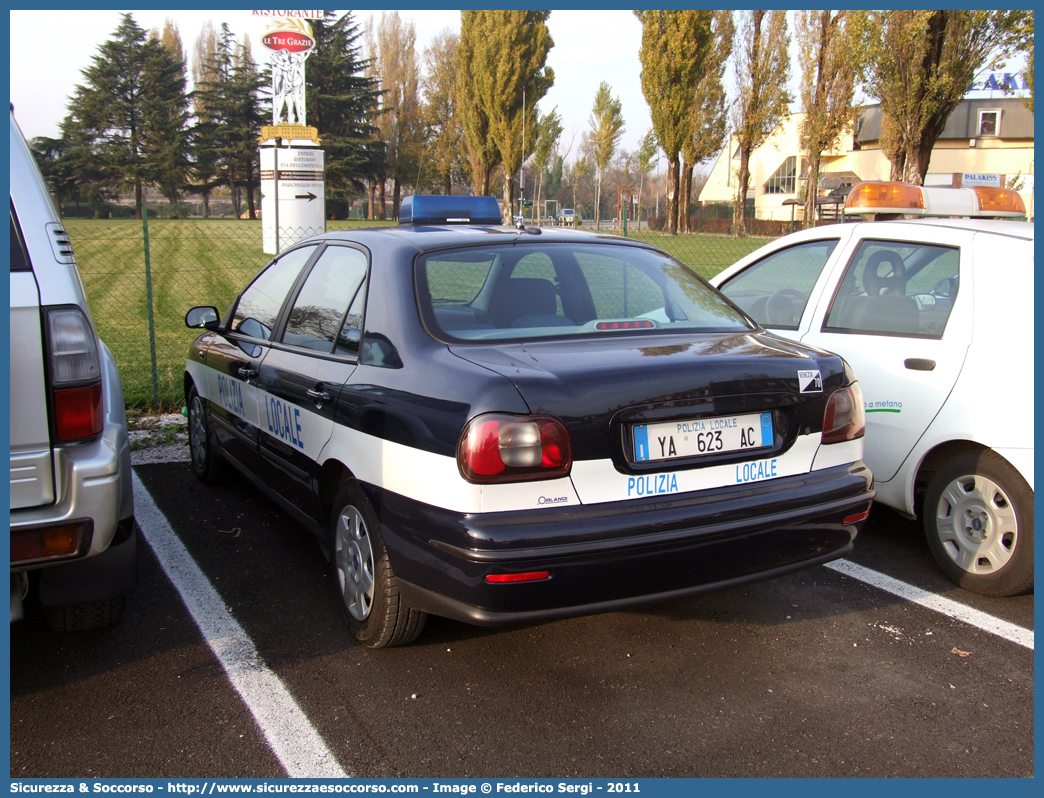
904, 358, 936, 371
237, 366, 258, 379
307, 388, 332, 402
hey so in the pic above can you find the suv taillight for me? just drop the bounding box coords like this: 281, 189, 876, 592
458, 414, 572, 483
822, 382, 865, 444
46, 308, 103, 443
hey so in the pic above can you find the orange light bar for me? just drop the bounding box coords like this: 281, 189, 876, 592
971, 186, 1026, 215
844, 181, 924, 213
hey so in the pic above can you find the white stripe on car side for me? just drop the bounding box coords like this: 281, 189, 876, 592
188, 361, 860, 515
319, 422, 580, 514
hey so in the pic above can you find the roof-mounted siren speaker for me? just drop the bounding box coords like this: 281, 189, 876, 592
399, 195, 503, 226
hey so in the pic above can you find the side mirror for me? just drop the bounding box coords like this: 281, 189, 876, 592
186, 306, 220, 330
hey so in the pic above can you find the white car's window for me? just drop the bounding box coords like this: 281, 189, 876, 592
232, 245, 318, 340
718, 240, 838, 329
282, 246, 368, 355
419, 243, 754, 341
824, 239, 959, 338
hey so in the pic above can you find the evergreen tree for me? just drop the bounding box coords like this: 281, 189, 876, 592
30, 136, 76, 215
194, 24, 265, 219
63, 14, 151, 218
190, 21, 222, 217
141, 35, 192, 205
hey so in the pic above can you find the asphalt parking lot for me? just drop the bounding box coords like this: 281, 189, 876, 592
10, 458, 1033, 779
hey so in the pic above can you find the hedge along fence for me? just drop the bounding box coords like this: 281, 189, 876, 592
65, 213, 792, 410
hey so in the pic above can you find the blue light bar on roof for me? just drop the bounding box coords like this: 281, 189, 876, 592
399, 195, 503, 226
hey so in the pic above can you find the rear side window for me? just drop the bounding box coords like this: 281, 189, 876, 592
231, 245, 317, 340
824, 240, 959, 338
10, 206, 30, 272
417, 242, 753, 341
718, 239, 838, 329
282, 245, 368, 355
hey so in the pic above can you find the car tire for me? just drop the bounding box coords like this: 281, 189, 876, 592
44, 597, 125, 631
330, 481, 427, 648
924, 450, 1033, 596
187, 385, 228, 485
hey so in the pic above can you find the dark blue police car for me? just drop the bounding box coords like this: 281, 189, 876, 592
184, 196, 874, 647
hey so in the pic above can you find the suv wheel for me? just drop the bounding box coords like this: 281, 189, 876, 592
44, 597, 125, 631
330, 481, 427, 647
924, 450, 1033, 596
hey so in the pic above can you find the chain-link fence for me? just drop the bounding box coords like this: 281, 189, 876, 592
65, 212, 799, 410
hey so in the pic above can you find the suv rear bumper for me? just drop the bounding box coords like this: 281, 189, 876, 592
10, 413, 132, 572
369, 461, 874, 626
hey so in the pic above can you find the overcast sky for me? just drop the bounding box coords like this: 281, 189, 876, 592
9, 9, 655, 162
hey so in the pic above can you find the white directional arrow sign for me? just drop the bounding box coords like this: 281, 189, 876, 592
260, 145, 325, 254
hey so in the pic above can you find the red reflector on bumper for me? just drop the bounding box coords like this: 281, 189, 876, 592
844, 509, 870, 525
485, 571, 551, 584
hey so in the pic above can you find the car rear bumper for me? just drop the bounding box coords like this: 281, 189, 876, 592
368, 461, 874, 626
10, 416, 132, 572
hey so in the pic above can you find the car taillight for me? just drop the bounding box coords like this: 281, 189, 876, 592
46, 308, 103, 443
458, 414, 572, 483
822, 382, 865, 444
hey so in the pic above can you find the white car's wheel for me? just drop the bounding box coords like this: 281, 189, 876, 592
924, 450, 1033, 596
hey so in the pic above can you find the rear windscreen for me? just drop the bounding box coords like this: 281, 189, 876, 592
417, 242, 754, 341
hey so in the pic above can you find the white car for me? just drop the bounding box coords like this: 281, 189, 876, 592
712, 181, 1033, 596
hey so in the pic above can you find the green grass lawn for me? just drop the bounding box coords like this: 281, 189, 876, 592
64, 218, 776, 409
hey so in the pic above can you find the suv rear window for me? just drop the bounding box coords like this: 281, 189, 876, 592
417, 243, 753, 341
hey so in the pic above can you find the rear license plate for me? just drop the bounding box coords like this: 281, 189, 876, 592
633, 412, 773, 463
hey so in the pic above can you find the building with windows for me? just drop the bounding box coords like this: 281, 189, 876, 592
698, 94, 1034, 221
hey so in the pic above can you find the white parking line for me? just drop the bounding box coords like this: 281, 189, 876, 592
132, 472, 349, 778
825, 559, 1034, 650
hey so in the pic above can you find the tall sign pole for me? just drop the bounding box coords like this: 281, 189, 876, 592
256, 11, 326, 254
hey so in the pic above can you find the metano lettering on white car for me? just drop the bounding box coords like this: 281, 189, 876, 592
184, 194, 875, 647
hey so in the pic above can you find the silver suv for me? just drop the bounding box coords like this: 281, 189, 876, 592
9, 110, 136, 630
